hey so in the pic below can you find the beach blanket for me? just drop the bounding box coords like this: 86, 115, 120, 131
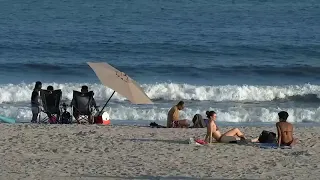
257, 143, 292, 149
189, 138, 292, 149
189, 137, 238, 145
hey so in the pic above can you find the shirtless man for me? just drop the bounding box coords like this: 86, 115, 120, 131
276, 111, 297, 147
167, 101, 189, 128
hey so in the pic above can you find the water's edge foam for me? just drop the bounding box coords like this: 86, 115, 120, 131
1, 105, 320, 123
1, 82, 320, 123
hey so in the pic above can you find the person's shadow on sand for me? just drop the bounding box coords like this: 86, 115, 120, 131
122, 138, 189, 144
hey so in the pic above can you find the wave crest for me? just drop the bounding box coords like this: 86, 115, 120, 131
0, 82, 319, 103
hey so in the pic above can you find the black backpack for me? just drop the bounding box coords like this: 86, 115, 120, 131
258, 130, 277, 143
60, 111, 71, 124
192, 114, 206, 128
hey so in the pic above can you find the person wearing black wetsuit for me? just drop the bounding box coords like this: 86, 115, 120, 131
31, 81, 42, 123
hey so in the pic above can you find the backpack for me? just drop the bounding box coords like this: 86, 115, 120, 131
60, 111, 71, 124
192, 114, 206, 128
258, 130, 277, 143
48, 116, 57, 124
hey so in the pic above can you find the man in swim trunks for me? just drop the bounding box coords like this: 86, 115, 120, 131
167, 101, 189, 128
276, 111, 297, 147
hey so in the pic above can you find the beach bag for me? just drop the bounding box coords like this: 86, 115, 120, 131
258, 130, 277, 143
60, 111, 71, 124
48, 116, 57, 124
192, 114, 206, 128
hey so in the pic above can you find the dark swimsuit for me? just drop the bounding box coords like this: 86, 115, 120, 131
281, 140, 293, 146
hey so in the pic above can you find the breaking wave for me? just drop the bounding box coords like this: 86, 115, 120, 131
0, 82, 319, 103
1, 105, 320, 123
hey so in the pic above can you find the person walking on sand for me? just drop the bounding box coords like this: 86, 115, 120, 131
276, 111, 297, 147
167, 101, 189, 128
31, 81, 42, 123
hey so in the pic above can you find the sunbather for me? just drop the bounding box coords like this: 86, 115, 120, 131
167, 101, 189, 128
204, 111, 254, 143
31, 81, 42, 123
276, 111, 297, 147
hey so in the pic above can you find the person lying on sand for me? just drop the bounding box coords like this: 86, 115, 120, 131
167, 101, 189, 128
204, 111, 257, 143
276, 111, 297, 147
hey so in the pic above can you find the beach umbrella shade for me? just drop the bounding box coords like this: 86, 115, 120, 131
87, 62, 153, 113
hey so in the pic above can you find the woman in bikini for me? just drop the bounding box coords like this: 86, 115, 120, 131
204, 111, 253, 143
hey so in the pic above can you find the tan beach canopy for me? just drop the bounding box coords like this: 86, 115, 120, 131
87, 62, 153, 105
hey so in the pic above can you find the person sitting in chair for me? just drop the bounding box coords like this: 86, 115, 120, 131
80, 85, 99, 111
47, 85, 54, 91
71, 85, 99, 124
45, 85, 59, 123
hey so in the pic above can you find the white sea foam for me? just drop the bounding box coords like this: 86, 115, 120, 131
1, 105, 320, 123
1, 82, 320, 123
0, 82, 319, 103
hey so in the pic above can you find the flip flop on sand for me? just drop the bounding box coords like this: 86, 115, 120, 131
189, 138, 205, 145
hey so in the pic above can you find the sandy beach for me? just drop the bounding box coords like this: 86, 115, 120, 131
0, 124, 319, 180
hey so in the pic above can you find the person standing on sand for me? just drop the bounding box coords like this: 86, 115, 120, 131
167, 101, 189, 128
276, 111, 297, 147
31, 81, 42, 123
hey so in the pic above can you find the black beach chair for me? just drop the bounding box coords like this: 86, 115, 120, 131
71, 90, 95, 124
39, 89, 62, 124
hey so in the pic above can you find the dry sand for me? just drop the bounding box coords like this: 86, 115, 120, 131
0, 124, 319, 180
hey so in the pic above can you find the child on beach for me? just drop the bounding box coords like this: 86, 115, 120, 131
276, 111, 297, 147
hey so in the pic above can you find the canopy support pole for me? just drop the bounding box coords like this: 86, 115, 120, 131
98, 91, 115, 116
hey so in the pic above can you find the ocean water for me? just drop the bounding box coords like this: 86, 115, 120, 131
0, 0, 320, 124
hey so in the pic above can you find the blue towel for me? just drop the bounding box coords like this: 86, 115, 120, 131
258, 143, 292, 149
0, 115, 16, 124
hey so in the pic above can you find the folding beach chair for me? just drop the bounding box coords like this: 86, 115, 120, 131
71, 90, 95, 124
39, 89, 62, 124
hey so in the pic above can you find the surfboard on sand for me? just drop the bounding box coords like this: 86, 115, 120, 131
0, 115, 16, 124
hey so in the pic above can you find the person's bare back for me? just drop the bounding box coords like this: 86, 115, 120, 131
276, 111, 297, 147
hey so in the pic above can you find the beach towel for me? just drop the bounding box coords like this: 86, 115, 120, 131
258, 143, 292, 149
189, 137, 237, 145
